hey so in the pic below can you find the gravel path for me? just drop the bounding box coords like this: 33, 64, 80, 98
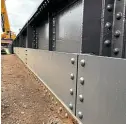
1, 54, 78, 124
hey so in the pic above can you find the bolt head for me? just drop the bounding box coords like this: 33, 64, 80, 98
105, 22, 112, 29
113, 48, 119, 55
80, 77, 84, 85
116, 12, 122, 20
80, 59, 85, 67
114, 30, 121, 38
78, 111, 83, 119
104, 40, 111, 46
69, 103, 73, 110
107, 4, 113, 11
71, 58, 75, 64
70, 89, 74, 95
79, 94, 84, 102
70, 73, 74, 80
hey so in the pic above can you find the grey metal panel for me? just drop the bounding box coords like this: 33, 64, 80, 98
77, 54, 126, 124
37, 22, 49, 50
27, 49, 77, 114
55, 0, 83, 53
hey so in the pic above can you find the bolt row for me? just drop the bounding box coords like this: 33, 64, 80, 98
105, 1, 122, 55
52, 18, 56, 49
70, 58, 85, 119
77, 59, 86, 119
113, 0, 123, 55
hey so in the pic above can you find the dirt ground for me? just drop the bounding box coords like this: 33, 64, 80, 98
1, 54, 79, 124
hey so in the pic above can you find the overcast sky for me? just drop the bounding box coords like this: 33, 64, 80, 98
4, 0, 43, 34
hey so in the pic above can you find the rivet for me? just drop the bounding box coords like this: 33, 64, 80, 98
104, 40, 111, 46
105, 22, 112, 29
79, 94, 84, 102
65, 113, 68, 118
80, 59, 85, 67
107, 4, 113, 11
113, 48, 119, 55
116, 12, 122, 20
45, 90, 48, 93
80, 77, 84, 85
114, 30, 121, 38
70, 73, 74, 80
71, 58, 75, 64
69, 103, 73, 110
70, 89, 74, 95
78, 111, 83, 119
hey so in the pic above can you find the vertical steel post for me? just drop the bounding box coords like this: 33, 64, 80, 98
81, 0, 102, 55
27, 24, 33, 48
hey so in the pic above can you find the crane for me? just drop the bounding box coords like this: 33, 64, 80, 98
1, 0, 16, 54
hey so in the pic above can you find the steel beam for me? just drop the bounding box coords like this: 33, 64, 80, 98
82, 0, 102, 55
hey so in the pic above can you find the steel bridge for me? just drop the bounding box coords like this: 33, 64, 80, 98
13, 0, 126, 124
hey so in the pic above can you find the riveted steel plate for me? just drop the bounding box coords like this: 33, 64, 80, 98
55, 0, 83, 53
27, 48, 78, 114
77, 54, 126, 124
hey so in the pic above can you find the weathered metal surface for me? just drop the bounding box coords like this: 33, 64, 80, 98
27, 48, 78, 114
37, 22, 49, 50
55, 0, 83, 53
77, 54, 126, 124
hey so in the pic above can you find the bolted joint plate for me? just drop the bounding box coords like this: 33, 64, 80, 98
26, 49, 78, 114
76, 54, 126, 124
111, 0, 126, 58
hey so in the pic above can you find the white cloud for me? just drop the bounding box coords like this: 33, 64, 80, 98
5, 0, 43, 34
